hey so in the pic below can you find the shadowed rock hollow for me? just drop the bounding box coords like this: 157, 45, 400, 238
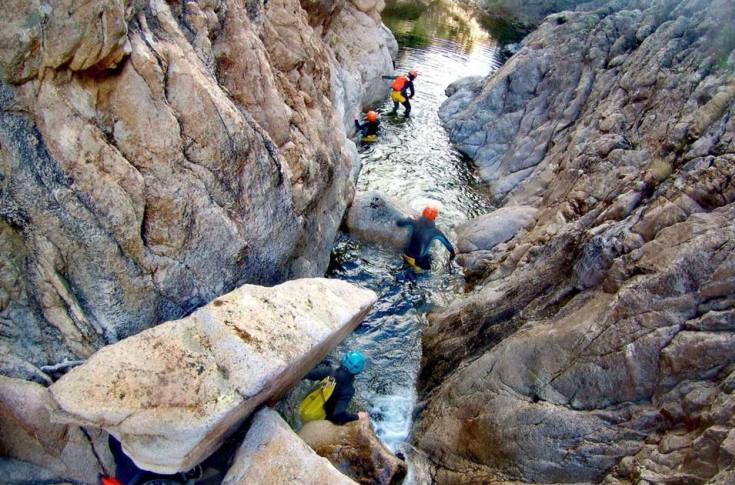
418, 0, 735, 483
0, 0, 395, 380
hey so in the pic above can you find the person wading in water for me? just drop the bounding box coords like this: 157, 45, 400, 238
397, 206, 455, 272
354, 110, 381, 142
382, 69, 417, 117
301, 350, 369, 424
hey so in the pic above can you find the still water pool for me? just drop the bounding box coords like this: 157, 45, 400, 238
326, 0, 505, 458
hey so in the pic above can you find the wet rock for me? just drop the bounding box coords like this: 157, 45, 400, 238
222, 408, 356, 485
346, 191, 418, 248
299, 418, 407, 485
0, 376, 113, 483
420, 0, 735, 480
0, 342, 50, 385
455, 206, 537, 254
49, 279, 376, 474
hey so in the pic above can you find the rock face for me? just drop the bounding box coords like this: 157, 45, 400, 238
0, 0, 394, 379
317, 0, 399, 131
420, 0, 735, 482
346, 191, 418, 248
300, 418, 407, 484
49, 278, 376, 473
0, 376, 114, 484
222, 408, 357, 485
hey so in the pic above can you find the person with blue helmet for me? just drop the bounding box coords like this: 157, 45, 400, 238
303, 350, 368, 424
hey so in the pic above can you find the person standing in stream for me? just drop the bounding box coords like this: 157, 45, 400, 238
382, 69, 417, 117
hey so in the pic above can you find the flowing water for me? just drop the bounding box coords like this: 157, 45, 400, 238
326, 0, 505, 463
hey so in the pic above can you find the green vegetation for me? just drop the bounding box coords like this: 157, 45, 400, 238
480, 0, 581, 29
382, 1, 427, 21
476, 11, 528, 44
713, 25, 735, 71
647, 159, 673, 184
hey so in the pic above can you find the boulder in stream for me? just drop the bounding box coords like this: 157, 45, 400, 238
346, 191, 418, 248
299, 418, 407, 484
49, 278, 377, 474
222, 408, 357, 485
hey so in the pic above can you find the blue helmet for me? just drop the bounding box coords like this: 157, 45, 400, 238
341, 350, 366, 374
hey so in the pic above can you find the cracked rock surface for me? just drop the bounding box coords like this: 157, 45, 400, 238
49, 278, 376, 473
419, 0, 735, 482
0, 0, 394, 381
0, 375, 114, 483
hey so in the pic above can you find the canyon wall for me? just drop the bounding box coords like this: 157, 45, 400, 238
0, 0, 395, 380
419, 0, 735, 482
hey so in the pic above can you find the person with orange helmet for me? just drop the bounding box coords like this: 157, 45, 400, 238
396, 205, 455, 272
382, 69, 418, 117
353, 110, 381, 142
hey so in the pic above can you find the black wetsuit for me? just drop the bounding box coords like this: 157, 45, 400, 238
354, 119, 380, 137
397, 216, 455, 270
305, 364, 358, 424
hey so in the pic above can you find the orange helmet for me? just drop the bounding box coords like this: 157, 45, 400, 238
409, 69, 418, 78
366, 111, 378, 122
422, 206, 438, 220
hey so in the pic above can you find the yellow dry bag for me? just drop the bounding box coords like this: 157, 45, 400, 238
390, 90, 406, 103
298, 376, 336, 422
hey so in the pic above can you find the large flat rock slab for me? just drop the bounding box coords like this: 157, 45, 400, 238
222, 408, 356, 485
49, 278, 376, 474
455, 206, 538, 254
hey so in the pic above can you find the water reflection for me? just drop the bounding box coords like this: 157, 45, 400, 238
384, 0, 494, 52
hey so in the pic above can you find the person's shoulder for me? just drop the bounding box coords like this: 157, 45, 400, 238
334, 367, 352, 382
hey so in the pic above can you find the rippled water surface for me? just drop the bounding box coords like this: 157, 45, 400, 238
324, 0, 505, 461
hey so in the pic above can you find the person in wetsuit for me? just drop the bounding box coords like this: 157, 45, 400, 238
382, 69, 417, 117
354, 110, 380, 141
303, 351, 368, 424
397, 206, 455, 271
